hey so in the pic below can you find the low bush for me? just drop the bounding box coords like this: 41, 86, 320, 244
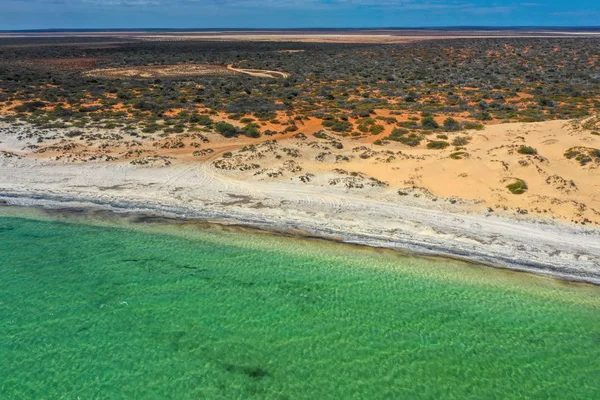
215, 121, 237, 138
421, 116, 440, 129
370, 124, 385, 135
395, 133, 423, 147
506, 178, 528, 194
452, 136, 471, 146
427, 140, 450, 149
242, 123, 261, 138
518, 145, 538, 155
398, 121, 419, 129
450, 151, 468, 159
443, 117, 461, 131
462, 122, 484, 130
189, 114, 213, 126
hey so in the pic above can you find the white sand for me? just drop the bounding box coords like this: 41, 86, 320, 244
1, 147, 599, 284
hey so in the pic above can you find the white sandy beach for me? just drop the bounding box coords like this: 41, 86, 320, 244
1, 128, 599, 284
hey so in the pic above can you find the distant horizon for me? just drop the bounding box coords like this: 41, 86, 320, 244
2, 1, 599, 31
2, 26, 600, 33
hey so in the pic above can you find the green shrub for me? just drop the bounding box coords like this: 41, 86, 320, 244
392, 133, 422, 147
386, 128, 410, 142
452, 136, 471, 146
564, 149, 579, 159
14, 101, 46, 113
506, 179, 528, 195
370, 124, 384, 135
352, 104, 374, 117
215, 122, 237, 138
518, 145, 538, 155
450, 151, 468, 160
242, 123, 261, 138
357, 118, 375, 129
421, 116, 440, 129
462, 122, 484, 130
398, 121, 419, 129
474, 111, 493, 121
323, 118, 352, 132
564, 147, 600, 166
443, 117, 461, 131
331, 120, 352, 132
427, 140, 450, 150
189, 114, 213, 126
389, 128, 409, 138
313, 131, 331, 140
142, 123, 161, 133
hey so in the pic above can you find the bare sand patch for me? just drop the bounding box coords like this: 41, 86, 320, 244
226, 64, 290, 79
83, 63, 290, 79
84, 64, 239, 79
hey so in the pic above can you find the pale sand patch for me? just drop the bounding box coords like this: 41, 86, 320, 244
84, 64, 238, 79
226, 64, 290, 79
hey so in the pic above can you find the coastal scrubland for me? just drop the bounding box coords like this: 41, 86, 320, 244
1, 36, 599, 225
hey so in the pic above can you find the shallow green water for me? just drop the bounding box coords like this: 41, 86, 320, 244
0, 209, 599, 399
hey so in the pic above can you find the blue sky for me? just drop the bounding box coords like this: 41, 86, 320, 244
1, 1, 599, 30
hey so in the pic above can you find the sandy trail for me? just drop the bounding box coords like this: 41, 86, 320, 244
227, 64, 290, 79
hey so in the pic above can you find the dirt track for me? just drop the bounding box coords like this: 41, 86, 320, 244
81, 63, 289, 79
226, 64, 289, 78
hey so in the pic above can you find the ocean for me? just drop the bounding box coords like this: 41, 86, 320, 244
1, 207, 598, 398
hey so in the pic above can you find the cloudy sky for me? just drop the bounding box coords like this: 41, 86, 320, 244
1, 0, 599, 30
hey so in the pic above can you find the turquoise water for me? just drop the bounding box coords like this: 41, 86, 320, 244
1, 208, 599, 399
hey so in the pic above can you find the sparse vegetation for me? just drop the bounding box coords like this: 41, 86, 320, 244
518, 146, 538, 155
443, 118, 461, 131
215, 122, 237, 138
452, 136, 471, 146
450, 151, 468, 160
241, 123, 261, 138
387, 131, 423, 147
427, 140, 450, 150
421, 116, 440, 130
564, 147, 600, 166
506, 178, 528, 194
1, 36, 598, 136
462, 122, 484, 130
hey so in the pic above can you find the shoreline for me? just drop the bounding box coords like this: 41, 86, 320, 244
2, 186, 599, 286
1, 118, 599, 286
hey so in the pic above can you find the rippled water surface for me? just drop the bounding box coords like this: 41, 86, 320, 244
1, 208, 599, 399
